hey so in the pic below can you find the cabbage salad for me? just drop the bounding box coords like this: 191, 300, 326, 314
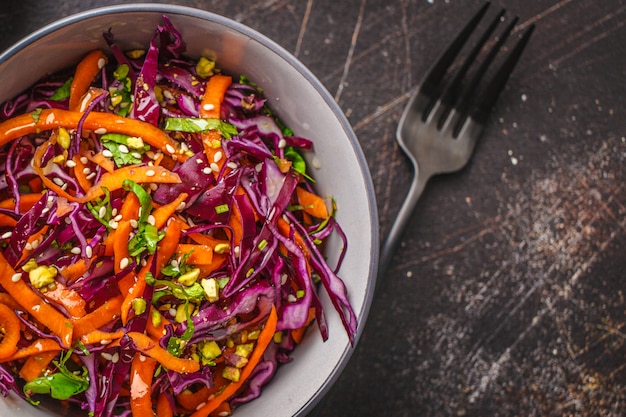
0, 16, 356, 417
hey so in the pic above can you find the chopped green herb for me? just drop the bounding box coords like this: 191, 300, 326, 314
163, 117, 238, 139
50, 77, 73, 101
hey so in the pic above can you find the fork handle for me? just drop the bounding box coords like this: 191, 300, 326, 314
378, 172, 430, 277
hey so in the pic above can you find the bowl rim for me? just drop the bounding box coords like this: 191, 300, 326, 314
0, 3, 380, 415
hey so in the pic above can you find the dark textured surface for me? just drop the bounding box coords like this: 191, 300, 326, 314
1, 1, 625, 416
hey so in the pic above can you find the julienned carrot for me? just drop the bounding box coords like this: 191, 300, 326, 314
0, 109, 185, 160
19, 351, 58, 382
58, 258, 93, 282
145, 307, 169, 340
120, 190, 141, 220
113, 220, 132, 274
0, 338, 61, 363
130, 352, 157, 417
157, 391, 174, 417
199, 74, 232, 119
152, 192, 188, 230
175, 243, 213, 266
0, 303, 20, 359
0, 193, 42, 212
296, 186, 330, 219
71, 295, 124, 339
186, 232, 228, 248
80, 329, 125, 346
0, 214, 16, 227
191, 305, 278, 417
84, 165, 181, 203
0, 253, 74, 348
69, 49, 107, 110
126, 331, 200, 374
87, 151, 115, 173
71, 155, 93, 192
42, 282, 87, 318
0, 293, 21, 310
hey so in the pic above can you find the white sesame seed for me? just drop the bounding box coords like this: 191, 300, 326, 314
70, 247, 81, 255
180, 142, 189, 152
98, 206, 107, 218
102, 149, 113, 158
119, 257, 129, 270
94, 127, 107, 135
176, 201, 186, 211
1, 231, 12, 239
145, 169, 156, 177
86, 172, 97, 180
66, 160, 77, 168
111, 352, 120, 363
111, 208, 118, 216
149, 183, 158, 191
213, 151, 223, 163
196, 158, 203, 164
169, 308, 177, 316
97, 57, 106, 69
163, 90, 174, 100
196, 402, 207, 411
41, 207, 50, 215
227, 161, 238, 170
85, 246, 93, 258
278, 138, 287, 149
202, 103, 215, 111
108, 220, 119, 229
11, 273, 21, 282
52, 177, 65, 187
147, 215, 156, 226
255, 163, 263, 172
139, 354, 147, 362
170, 260, 179, 268
82, 167, 92, 175
165, 144, 176, 154
141, 259, 147, 267
25, 243, 32, 251
31, 240, 39, 249
118, 144, 129, 154
210, 163, 220, 172
101, 352, 113, 361
80, 156, 89, 165
61, 182, 68, 191
131, 152, 142, 159
202, 167, 212, 175
130, 219, 139, 229
100, 339, 111, 345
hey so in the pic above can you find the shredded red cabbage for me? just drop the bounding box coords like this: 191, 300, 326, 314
0, 15, 356, 417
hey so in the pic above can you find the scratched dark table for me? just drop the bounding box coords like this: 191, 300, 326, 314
1, 0, 625, 416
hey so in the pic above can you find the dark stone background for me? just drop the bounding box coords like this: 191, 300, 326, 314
1, 1, 624, 416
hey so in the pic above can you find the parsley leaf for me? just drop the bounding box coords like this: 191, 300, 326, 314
50, 77, 73, 101
163, 117, 238, 139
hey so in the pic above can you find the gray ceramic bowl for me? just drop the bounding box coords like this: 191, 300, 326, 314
0, 3, 378, 417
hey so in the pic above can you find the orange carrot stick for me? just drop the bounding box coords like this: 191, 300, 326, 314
191, 305, 278, 417
0, 194, 43, 213
126, 332, 200, 374
113, 220, 132, 274
71, 295, 124, 339
80, 329, 125, 346
130, 352, 157, 417
0, 338, 61, 363
69, 50, 107, 110
199, 74, 232, 119
0, 109, 184, 160
19, 350, 58, 382
58, 258, 93, 282
175, 243, 214, 266
0, 303, 20, 359
156, 391, 174, 417
152, 192, 188, 230
42, 282, 87, 318
296, 186, 329, 219
0, 253, 73, 348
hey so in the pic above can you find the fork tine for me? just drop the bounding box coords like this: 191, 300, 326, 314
420, 2, 490, 119
436, 7, 507, 129
468, 24, 535, 126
